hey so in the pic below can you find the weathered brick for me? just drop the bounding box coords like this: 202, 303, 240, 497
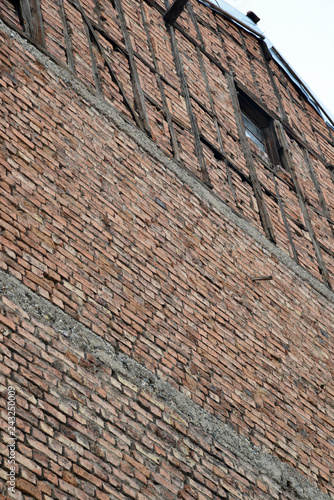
16, 478, 42, 500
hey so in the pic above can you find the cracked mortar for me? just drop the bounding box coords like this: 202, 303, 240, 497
0, 270, 330, 500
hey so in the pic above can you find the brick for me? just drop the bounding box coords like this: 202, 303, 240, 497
62, 470, 77, 486
58, 479, 90, 500
0, 313, 16, 331
16, 453, 42, 475
16, 478, 42, 500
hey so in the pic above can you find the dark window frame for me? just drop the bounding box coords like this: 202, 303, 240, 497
238, 91, 282, 168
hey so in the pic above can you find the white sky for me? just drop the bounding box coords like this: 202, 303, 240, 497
225, 0, 334, 119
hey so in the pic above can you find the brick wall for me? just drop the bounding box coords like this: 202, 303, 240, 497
0, 271, 331, 500
0, 0, 334, 497
1, 0, 334, 287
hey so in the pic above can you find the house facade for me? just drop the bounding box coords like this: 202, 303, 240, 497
0, 0, 333, 497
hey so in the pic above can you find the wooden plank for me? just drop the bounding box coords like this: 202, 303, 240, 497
140, 0, 180, 160
163, 0, 189, 25
68, 0, 142, 129
57, 0, 76, 73
114, 0, 152, 137
226, 73, 276, 243
19, 0, 34, 38
165, 0, 212, 187
18, 0, 45, 45
274, 120, 331, 288
7, 0, 45, 45
251, 275, 273, 281
83, 20, 103, 95
272, 174, 299, 263
29, 0, 45, 46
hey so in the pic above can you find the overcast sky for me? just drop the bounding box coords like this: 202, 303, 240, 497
223, 0, 334, 119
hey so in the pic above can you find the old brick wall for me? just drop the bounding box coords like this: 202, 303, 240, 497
0, 0, 334, 498
1, 0, 334, 286
0, 271, 332, 500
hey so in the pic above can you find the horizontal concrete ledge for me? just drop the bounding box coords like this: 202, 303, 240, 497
1, 20, 334, 305
0, 269, 330, 500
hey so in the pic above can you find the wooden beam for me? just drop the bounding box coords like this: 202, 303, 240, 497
143, 0, 230, 75
166, 16, 213, 187
68, 0, 141, 129
19, 0, 34, 37
163, 0, 189, 25
29, 0, 44, 45
251, 275, 273, 281
19, 0, 45, 45
83, 21, 103, 96
227, 73, 276, 243
272, 173, 299, 263
303, 149, 334, 237
57, 0, 75, 73
187, 1, 239, 200
114, 0, 152, 137
140, 0, 181, 160
274, 120, 331, 288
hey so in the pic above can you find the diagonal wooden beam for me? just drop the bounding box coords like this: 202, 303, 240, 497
68, 0, 142, 129
83, 20, 103, 96
165, 0, 213, 187
114, 0, 152, 137
271, 173, 300, 263
274, 120, 331, 288
186, 1, 238, 204
163, 0, 189, 25
140, 0, 181, 160
57, 0, 75, 73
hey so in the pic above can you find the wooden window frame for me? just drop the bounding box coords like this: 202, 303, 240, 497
238, 91, 282, 168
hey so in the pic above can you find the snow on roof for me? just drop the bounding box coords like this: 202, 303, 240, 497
199, 0, 334, 129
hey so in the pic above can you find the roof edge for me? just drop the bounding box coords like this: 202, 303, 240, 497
198, 0, 334, 130
199, 0, 264, 38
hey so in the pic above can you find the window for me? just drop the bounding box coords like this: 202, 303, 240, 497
241, 111, 266, 153
239, 91, 281, 168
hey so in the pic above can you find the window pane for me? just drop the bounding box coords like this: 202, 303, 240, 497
245, 129, 266, 152
241, 111, 266, 152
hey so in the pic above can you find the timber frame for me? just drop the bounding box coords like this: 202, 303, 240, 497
1, 0, 333, 289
